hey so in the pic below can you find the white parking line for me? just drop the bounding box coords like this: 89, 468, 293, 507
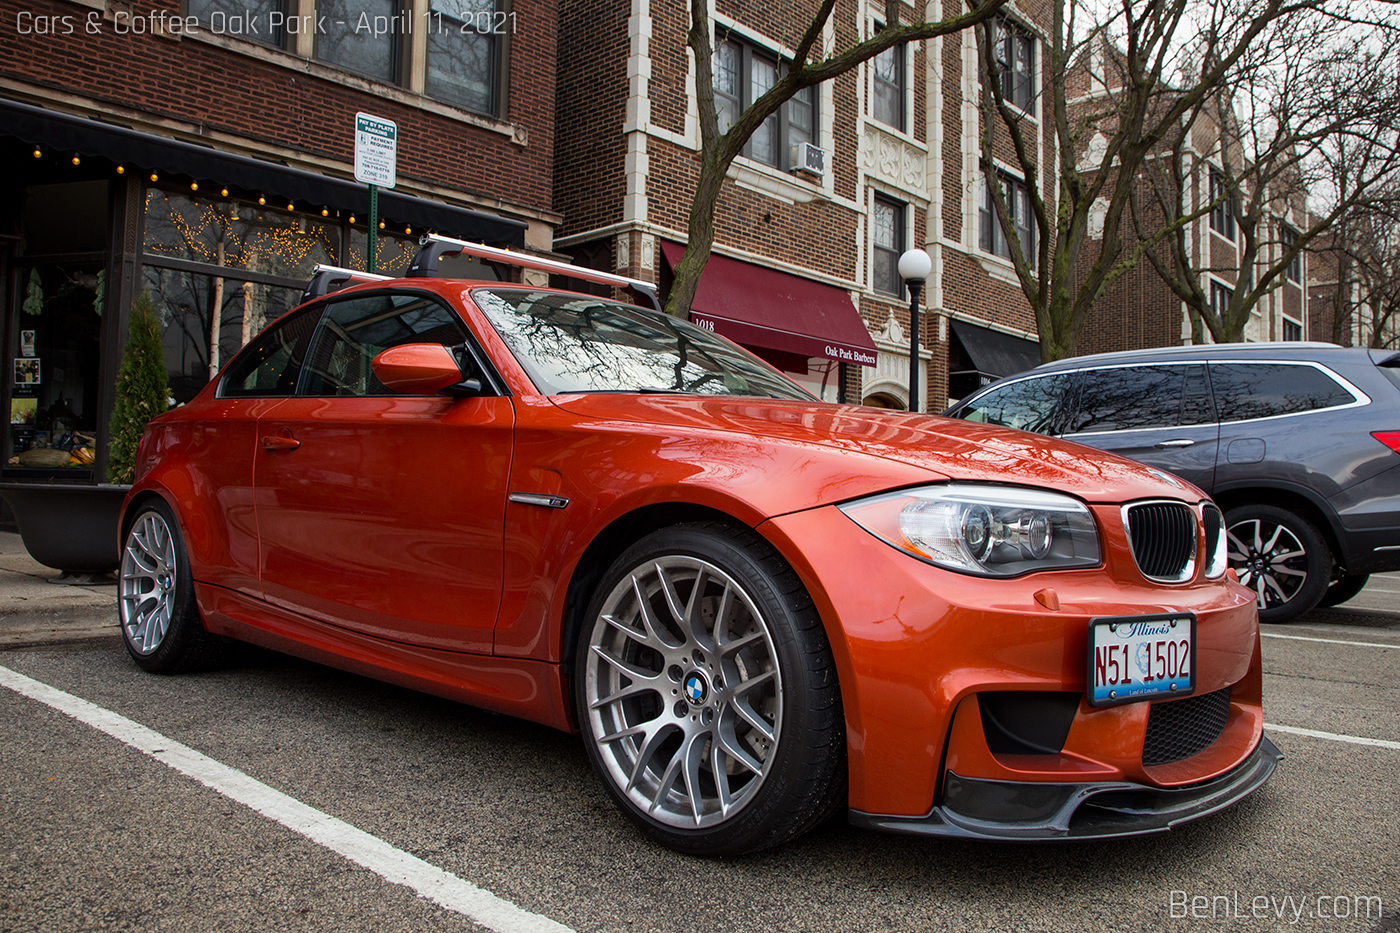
1266, 723, 1400, 751
0, 665, 574, 933
1261, 633, 1400, 650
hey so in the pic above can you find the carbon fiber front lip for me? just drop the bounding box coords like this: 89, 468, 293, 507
847, 735, 1281, 841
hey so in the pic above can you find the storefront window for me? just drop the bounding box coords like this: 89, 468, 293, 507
346, 226, 418, 275
142, 189, 337, 402
7, 263, 102, 475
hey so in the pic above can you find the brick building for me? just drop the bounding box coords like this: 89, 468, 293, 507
1070, 62, 1311, 355
0, 0, 556, 488
554, 0, 1045, 411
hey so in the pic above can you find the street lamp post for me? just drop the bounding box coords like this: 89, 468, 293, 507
898, 248, 932, 413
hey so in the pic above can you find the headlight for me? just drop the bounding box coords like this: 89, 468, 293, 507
838, 484, 1101, 577
1202, 503, 1227, 578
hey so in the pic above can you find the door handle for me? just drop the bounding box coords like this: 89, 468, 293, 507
1154, 439, 1196, 449
261, 433, 301, 451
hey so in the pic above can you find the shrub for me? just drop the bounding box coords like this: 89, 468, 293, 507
107, 291, 168, 484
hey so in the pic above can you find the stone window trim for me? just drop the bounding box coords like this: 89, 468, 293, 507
979, 165, 1037, 271
1209, 277, 1234, 319
985, 14, 1037, 117
172, 0, 518, 137
711, 28, 820, 173
1207, 167, 1238, 243
870, 189, 909, 298
866, 18, 918, 139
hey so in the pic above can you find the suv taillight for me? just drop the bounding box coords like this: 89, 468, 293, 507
1374, 431, 1400, 454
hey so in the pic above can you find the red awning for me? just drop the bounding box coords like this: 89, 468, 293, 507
661, 243, 877, 367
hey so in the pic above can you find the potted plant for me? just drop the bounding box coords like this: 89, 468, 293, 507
0, 292, 168, 580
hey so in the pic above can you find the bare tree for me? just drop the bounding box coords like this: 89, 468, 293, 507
976, 0, 1389, 361
1342, 192, 1400, 349
1132, 17, 1400, 343
665, 0, 1009, 318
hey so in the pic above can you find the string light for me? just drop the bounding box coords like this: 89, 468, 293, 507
220, 188, 229, 197
116, 165, 125, 174
190, 182, 199, 191
258, 196, 265, 205
71, 155, 80, 166
378, 221, 385, 229
321, 208, 329, 217
32, 148, 41, 158
404, 226, 411, 235
150, 173, 159, 182
286, 202, 294, 211
348, 215, 356, 224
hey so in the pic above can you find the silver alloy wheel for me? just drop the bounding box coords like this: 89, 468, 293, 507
1227, 518, 1308, 610
584, 555, 783, 829
120, 510, 179, 655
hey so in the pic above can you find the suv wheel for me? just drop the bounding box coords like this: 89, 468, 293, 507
1225, 504, 1330, 624
1318, 573, 1370, 608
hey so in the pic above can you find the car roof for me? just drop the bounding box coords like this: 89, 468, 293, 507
1029, 342, 1361, 373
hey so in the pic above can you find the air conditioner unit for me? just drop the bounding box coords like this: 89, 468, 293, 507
790, 142, 827, 177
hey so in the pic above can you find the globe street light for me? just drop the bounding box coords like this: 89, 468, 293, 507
898, 248, 932, 412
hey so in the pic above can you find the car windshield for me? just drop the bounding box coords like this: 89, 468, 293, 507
470, 288, 815, 400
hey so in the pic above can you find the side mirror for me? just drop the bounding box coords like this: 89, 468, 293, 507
371, 344, 480, 397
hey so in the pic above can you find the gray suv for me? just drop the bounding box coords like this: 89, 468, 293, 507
944, 343, 1400, 623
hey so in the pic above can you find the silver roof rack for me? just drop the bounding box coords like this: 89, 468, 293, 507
407, 233, 662, 311
302, 264, 393, 302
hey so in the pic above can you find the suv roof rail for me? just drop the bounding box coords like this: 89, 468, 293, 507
302, 265, 393, 303
407, 233, 663, 311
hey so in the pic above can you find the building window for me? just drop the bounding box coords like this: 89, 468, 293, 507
1209, 170, 1236, 240
991, 18, 1035, 113
872, 195, 905, 296
316, 0, 401, 83
186, 0, 285, 46
714, 35, 819, 170
872, 40, 905, 130
427, 0, 503, 116
1282, 317, 1303, 341
1281, 225, 1302, 283
1210, 280, 1233, 319
980, 170, 1035, 268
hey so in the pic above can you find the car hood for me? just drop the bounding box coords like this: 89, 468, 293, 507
548, 394, 1196, 505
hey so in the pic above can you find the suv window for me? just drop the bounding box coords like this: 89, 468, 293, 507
1210, 362, 1357, 422
958, 374, 1067, 433
301, 293, 469, 397
220, 307, 321, 398
1066, 364, 1213, 433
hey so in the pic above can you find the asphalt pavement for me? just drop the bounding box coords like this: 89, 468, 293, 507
1, 533, 1396, 933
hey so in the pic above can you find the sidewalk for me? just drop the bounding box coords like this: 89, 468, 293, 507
0, 531, 118, 647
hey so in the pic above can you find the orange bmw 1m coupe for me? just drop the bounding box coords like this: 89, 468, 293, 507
118, 240, 1278, 856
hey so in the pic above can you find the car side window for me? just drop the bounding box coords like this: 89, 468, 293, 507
219, 306, 322, 398
301, 292, 470, 397
1066, 364, 1209, 433
1210, 362, 1358, 422
958, 375, 1067, 434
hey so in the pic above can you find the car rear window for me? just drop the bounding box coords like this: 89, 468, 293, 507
1209, 362, 1358, 422
1065, 364, 1213, 433
220, 307, 320, 398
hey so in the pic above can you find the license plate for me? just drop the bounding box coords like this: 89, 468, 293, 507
1087, 613, 1195, 707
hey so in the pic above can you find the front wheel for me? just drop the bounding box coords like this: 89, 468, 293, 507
1225, 504, 1330, 624
575, 523, 844, 856
119, 499, 225, 673
1318, 572, 1369, 608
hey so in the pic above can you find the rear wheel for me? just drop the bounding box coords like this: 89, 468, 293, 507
1225, 504, 1330, 624
1318, 572, 1370, 608
119, 499, 224, 673
575, 523, 844, 855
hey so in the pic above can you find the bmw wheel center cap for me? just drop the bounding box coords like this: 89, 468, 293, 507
684, 671, 709, 706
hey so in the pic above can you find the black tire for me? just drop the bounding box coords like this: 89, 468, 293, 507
1318, 572, 1370, 609
118, 499, 225, 673
574, 522, 844, 856
1225, 504, 1330, 624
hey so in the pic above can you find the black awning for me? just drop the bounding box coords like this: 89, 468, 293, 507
0, 97, 526, 247
950, 319, 1040, 378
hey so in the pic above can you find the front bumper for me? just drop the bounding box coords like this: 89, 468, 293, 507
850, 736, 1280, 840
